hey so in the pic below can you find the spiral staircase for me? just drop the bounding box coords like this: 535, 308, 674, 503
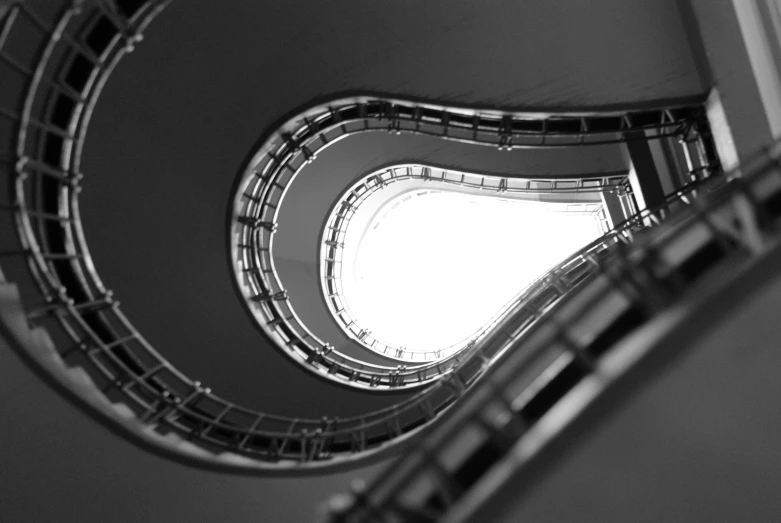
3, 1, 781, 522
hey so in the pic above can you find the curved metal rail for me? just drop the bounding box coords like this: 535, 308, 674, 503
229, 89, 714, 389
320, 163, 624, 363
0, 0, 721, 475
325, 140, 781, 521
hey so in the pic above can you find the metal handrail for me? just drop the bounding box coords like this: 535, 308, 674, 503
230, 92, 710, 389
326, 144, 781, 523
0, 0, 721, 475
319, 162, 620, 363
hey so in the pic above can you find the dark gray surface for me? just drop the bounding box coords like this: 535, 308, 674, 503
0, 333, 388, 523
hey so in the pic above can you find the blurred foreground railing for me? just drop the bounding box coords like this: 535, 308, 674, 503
325, 139, 781, 521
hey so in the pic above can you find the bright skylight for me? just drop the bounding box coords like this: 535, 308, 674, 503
340, 190, 600, 356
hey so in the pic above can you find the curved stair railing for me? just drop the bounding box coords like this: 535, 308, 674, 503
319, 163, 625, 363
0, 0, 727, 477
229, 93, 713, 389
325, 141, 781, 521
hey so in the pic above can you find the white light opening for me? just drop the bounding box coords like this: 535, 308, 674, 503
340, 190, 601, 357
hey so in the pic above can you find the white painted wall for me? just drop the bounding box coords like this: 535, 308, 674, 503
685, 0, 776, 166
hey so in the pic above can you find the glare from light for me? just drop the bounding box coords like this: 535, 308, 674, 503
341, 191, 601, 355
